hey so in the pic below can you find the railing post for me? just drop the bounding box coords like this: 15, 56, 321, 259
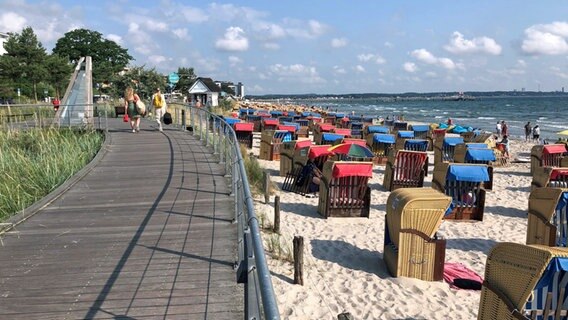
199, 111, 203, 139
205, 113, 210, 146
181, 109, 186, 131
190, 107, 195, 135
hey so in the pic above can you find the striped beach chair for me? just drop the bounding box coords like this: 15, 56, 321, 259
366, 133, 395, 165
233, 122, 254, 149
532, 168, 568, 190
261, 118, 279, 131
434, 136, 465, 164
317, 161, 373, 218
432, 163, 489, 221
282, 145, 333, 195
383, 188, 452, 281
383, 150, 428, 191
478, 242, 568, 320
531, 144, 568, 175
527, 187, 568, 247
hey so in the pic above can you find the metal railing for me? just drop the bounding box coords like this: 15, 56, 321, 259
187, 105, 280, 320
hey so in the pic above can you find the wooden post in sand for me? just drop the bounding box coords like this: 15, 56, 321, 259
263, 170, 270, 204
274, 195, 280, 233
293, 236, 304, 285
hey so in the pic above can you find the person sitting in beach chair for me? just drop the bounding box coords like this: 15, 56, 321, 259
531, 144, 568, 175
453, 143, 496, 190
383, 150, 428, 191
432, 163, 490, 221
526, 187, 568, 247
383, 188, 452, 281
478, 242, 568, 320
317, 161, 373, 218
282, 145, 333, 195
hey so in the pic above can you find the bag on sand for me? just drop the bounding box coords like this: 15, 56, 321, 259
135, 100, 146, 115
163, 111, 172, 125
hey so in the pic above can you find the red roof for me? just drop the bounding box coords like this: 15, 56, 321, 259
543, 144, 567, 154
263, 118, 279, 126
234, 122, 254, 132
278, 125, 297, 132
308, 145, 334, 160
333, 128, 351, 136
550, 168, 568, 180
295, 140, 313, 150
318, 123, 335, 132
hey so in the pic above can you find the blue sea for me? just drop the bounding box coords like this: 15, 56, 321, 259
297, 96, 568, 141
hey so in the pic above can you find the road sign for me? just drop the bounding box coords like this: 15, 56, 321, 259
168, 72, 180, 84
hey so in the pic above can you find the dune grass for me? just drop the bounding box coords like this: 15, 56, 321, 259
0, 127, 104, 221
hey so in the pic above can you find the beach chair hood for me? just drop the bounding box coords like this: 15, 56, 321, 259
234, 122, 254, 132
447, 165, 490, 182
411, 125, 429, 133
331, 162, 373, 178
397, 130, 415, 138
367, 125, 389, 134
308, 145, 334, 160
444, 137, 465, 147
322, 133, 344, 143
404, 139, 429, 150
543, 144, 567, 155
465, 148, 496, 162
373, 134, 396, 144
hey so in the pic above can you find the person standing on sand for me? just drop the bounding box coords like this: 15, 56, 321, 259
524, 121, 532, 141
533, 125, 540, 143
496, 121, 502, 138
501, 120, 509, 137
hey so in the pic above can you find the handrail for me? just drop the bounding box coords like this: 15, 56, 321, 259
186, 105, 280, 320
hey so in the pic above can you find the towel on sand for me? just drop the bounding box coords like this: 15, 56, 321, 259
443, 262, 483, 290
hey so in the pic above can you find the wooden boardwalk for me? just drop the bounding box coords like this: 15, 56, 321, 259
0, 119, 243, 319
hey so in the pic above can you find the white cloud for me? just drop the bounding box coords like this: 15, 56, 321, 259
403, 62, 418, 73
308, 20, 326, 37
264, 42, 280, 50
215, 26, 249, 52
333, 65, 346, 74
355, 65, 365, 73
0, 12, 27, 33
284, 18, 328, 39
229, 55, 242, 66
522, 22, 568, 55
331, 37, 348, 48
181, 6, 209, 23
410, 48, 463, 70
148, 55, 167, 64
551, 66, 568, 79
384, 41, 394, 48
357, 53, 386, 64
444, 31, 502, 55
269, 63, 325, 83
143, 19, 168, 32
172, 28, 190, 40
106, 34, 123, 45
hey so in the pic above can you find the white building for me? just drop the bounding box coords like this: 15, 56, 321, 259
0, 32, 9, 55
188, 77, 221, 107
214, 80, 245, 99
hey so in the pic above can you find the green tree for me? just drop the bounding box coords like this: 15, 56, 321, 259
52, 28, 133, 87
113, 66, 167, 100
0, 27, 48, 102
44, 54, 73, 98
174, 67, 197, 96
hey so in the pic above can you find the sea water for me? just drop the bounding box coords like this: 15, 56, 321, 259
302, 96, 568, 141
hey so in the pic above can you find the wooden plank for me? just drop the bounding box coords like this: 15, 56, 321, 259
0, 120, 243, 319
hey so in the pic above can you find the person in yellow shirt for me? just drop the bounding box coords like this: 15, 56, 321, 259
150, 88, 167, 132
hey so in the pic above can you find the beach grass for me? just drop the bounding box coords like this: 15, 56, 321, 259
0, 127, 104, 222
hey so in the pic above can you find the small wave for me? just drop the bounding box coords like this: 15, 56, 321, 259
539, 117, 547, 120
478, 117, 495, 120
419, 109, 428, 113
435, 116, 443, 119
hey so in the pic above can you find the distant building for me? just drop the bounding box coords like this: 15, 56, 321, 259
214, 80, 245, 99
0, 32, 9, 55
188, 77, 221, 107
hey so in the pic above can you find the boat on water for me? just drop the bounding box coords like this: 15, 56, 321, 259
444, 92, 475, 101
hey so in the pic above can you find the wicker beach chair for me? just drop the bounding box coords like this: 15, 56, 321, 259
295, 119, 310, 138
366, 133, 396, 165
453, 144, 496, 190
531, 144, 568, 175
391, 121, 409, 134
527, 187, 568, 247
245, 114, 262, 132
279, 139, 312, 176
410, 124, 430, 140
428, 128, 447, 152
532, 167, 568, 190
363, 125, 390, 140
313, 123, 336, 144
394, 130, 416, 151
349, 121, 364, 139
282, 145, 333, 195
317, 161, 373, 218
261, 118, 279, 131
383, 188, 452, 281
233, 122, 254, 149
478, 242, 568, 320
321, 132, 345, 145
259, 130, 293, 161
383, 150, 428, 191
434, 136, 465, 164
432, 163, 489, 221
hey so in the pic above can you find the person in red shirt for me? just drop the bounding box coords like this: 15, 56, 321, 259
52, 97, 61, 111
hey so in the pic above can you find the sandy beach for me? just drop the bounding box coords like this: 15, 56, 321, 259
249, 126, 534, 320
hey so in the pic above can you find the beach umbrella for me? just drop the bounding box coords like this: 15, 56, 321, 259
328, 143, 374, 158
557, 129, 568, 136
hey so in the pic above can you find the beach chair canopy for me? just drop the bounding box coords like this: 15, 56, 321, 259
282, 122, 300, 130
234, 122, 254, 132
270, 110, 284, 117
543, 144, 567, 155
336, 113, 345, 118
550, 168, 568, 180
342, 139, 367, 147
308, 145, 335, 160
404, 139, 429, 150
329, 143, 374, 158
350, 121, 363, 129
273, 130, 293, 142
278, 124, 297, 132
322, 133, 344, 143
333, 128, 351, 136
318, 123, 335, 132
239, 108, 255, 117
263, 118, 279, 126
311, 113, 321, 118
349, 115, 362, 121
397, 130, 415, 138
296, 119, 309, 126
411, 124, 429, 133
373, 134, 396, 144
465, 148, 496, 162
467, 143, 488, 148
301, 111, 312, 117
332, 162, 373, 178
447, 165, 490, 182
295, 139, 313, 150
451, 125, 470, 134
443, 137, 465, 147
288, 111, 297, 117
246, 114, 261, 121
367, 125, 390, 134
224, 117, 241, 126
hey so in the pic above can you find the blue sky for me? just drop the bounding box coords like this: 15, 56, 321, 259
2, 0, 568, 94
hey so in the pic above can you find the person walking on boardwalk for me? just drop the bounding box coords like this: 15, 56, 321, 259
124, 86, 141, 133
151, 87, 167, 132
524, 121, 532, 141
